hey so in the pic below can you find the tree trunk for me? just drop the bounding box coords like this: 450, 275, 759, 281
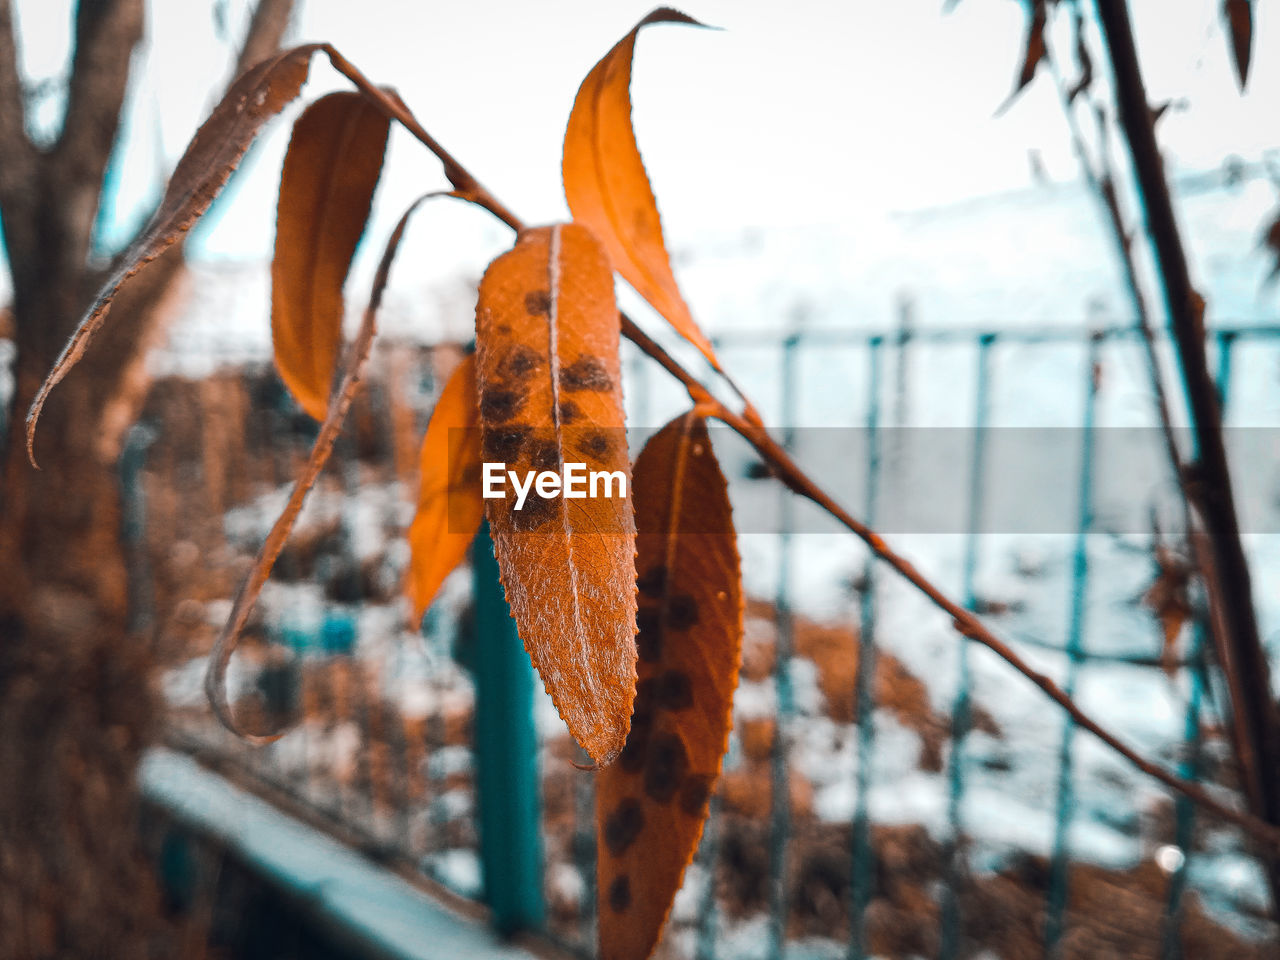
0, 244, 184, 957
0, 1, 294, 950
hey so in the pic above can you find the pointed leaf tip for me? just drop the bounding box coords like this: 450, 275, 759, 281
1223, 0, 1253, 92
26, 43, 326, 463
563, 9, 722, 375
995, 0, 1046, 116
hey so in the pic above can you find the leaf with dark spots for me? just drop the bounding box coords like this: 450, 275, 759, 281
474, 222, 637, 765
595, 410, 743, 960
272, 91, 390, 421
27, 43, 326, 464
406, 354, 484, 622
1223, 0, 1253, 92
562, 8, 727, 374
205, 190, 448, 742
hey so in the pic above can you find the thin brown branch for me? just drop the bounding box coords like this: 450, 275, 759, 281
1050, 8, 1263, 837
1094, 0, 1280, 882
326, 51, 1280, 850
1048, 51, 1185, 491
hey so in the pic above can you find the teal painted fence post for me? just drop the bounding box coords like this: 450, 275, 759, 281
471, 522, 546, 935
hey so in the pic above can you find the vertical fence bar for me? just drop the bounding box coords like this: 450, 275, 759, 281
1045, 333, 1102, 953
849, 336, 883, 960
766, 331, 801, 960
940, 332, 995, 958
1213, 330, 1236, 412
471, 522, 546, 935
1162, 330, 1235, 955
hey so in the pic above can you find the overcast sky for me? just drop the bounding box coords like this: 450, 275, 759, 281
5, 0, 1278, 266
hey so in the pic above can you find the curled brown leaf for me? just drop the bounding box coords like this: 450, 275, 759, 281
26, 43, 325, 466
205, 191, 453, 741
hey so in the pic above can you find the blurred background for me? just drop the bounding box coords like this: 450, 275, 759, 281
2, 1, 1280, 958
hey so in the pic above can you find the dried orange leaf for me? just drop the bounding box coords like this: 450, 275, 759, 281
475, 222, 638, 764
406, 354, 484, 620
273, 91, 390, 420
597, 411, 743, 960
1144, 544, 1193, 675
562, 9, 720, 370
26, 43, 325, 464
1224, 0, 1253, 91
206, 192, 443, 741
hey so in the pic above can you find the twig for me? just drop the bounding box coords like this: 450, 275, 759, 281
1093, 0, 1280, 879
330, 47, 1280, 850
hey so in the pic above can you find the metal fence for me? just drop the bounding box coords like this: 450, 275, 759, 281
133, 321, 1280, 959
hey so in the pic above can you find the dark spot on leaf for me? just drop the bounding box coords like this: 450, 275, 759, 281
482, 426, 528, 461
667, 594, 700, 630
608, 875, 631, 913
619, 710, 651, 773
558, 400, 581, 424
633, 677, 657, 714
511, 494, 556, 531
644, 732, 688, 804
530, 440, 561, 471
636, 607, 663, 663
637, 565, 667, 598
657, 670, 693, 710
679, 774, 714, 817
499, 345, 541, 381
604, 798, 645, 856
480, 388, 523, 423
525, 290, 551, 315
579, 430, 613, 459
562, 355, 613, 392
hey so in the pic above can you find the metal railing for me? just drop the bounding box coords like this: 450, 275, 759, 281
135, 321, 1280, 958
